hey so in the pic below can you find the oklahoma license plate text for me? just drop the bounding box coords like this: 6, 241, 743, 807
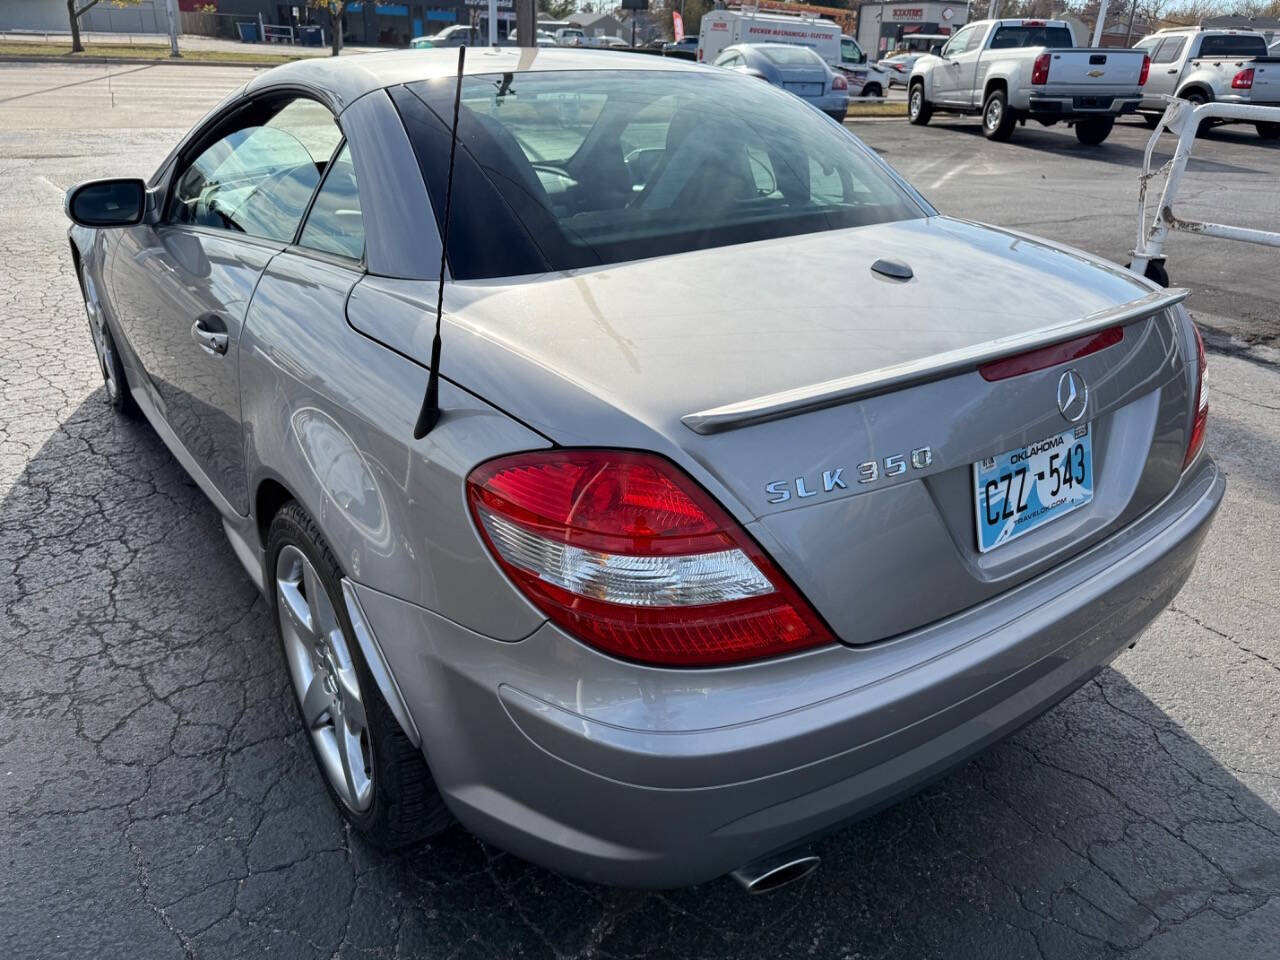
973, 425, 1093, 553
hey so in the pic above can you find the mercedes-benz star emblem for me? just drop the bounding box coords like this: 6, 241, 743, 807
1057, 369, 1089, 423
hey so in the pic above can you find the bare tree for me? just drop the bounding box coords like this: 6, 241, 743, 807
308, 0, 349, 57
66, 0, 141, 53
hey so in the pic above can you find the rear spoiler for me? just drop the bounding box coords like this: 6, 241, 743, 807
681, 287, 1188, 435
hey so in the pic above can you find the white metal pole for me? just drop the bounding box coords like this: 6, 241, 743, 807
488, 0, 498, 44
165, 0, 180, 57
1091, 0, 1110, 47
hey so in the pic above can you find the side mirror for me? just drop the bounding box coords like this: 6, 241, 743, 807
65, 178, 147, 227
930, 44, 943, 56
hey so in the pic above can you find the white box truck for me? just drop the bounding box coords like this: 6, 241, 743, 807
698, 9, 889, 96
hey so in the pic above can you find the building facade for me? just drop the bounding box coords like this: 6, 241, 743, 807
856, 1, 968, 58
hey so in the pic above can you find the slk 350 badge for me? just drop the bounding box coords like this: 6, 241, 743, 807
766, 447, 933, 503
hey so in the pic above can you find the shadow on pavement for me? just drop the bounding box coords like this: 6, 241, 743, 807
3, 389, 1278, 960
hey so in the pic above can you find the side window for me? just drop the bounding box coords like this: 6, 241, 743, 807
1153, 38, 1185, 64
1134, 38, 1161, 57
170, 98, 341, 243
942, 26, 976, 58
841, 38, 865, 64
714, 52, 741, 67
298, 144, 364, 261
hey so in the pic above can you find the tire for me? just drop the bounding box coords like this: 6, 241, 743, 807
1125, 260, 1169, 287
1141, 113, 1161, 129
80, 263, 138, 417
1074, 116, 1114, 145
1181, 90, 1212, 135
982, 88, 1015, 141
861, 83, 883, 99
1257, 122, 1280, 140
267, 502, 452, 848
908, 82, 932, 125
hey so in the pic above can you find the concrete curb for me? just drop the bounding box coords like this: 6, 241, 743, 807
0, 53, 285, 69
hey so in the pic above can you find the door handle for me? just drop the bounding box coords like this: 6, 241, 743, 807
191, 315, 229, 357
1167, 68, 1178, 73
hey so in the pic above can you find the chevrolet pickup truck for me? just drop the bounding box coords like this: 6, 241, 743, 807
908, 19, 1149, 144
1133, 27, 1280, 139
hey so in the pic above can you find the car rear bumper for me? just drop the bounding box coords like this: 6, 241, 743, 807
1028, 96, 1141, 117
354, 456, 1223, 888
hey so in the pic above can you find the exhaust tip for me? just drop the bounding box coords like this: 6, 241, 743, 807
730, 853, 821, 895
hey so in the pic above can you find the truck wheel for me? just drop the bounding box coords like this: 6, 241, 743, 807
1257, 122, 1280, 140
861, 83, 883, 99
982, 89, 1015, 141
908, 83, 932, 125
1181, 90, 1213, 135
1074, 117, 1114, 145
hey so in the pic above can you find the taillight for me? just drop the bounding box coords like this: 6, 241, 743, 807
979, 326, 1123, 381
1032, 53, 1051, 85
1232, 67, 1254, 89
832, 73, 848, 91
1139, 54, 1150, 86
467, 450, 835, 666
1183, 325, 1208, 470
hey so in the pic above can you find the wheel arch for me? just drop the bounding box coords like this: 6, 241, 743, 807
984, 76, 1009, 102
254, 474, 299, 551
1176, 83, 1213, 102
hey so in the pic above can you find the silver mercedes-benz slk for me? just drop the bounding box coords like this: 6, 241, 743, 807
65, 48, 1222, 892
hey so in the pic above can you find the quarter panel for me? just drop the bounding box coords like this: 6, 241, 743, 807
240, 257, 548, 640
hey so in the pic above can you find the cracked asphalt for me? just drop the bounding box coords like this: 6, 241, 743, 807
1, 63, 1278, 960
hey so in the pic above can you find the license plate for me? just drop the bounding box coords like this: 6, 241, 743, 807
785, 83, 824, 96
973, 425, 1093, 553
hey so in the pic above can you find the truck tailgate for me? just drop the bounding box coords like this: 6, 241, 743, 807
1247, 58, 1280, 102
1042, 48, 1145, 89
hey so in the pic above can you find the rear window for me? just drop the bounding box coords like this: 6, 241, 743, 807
760, 45, 824, 66
1198, 34, 1268, 57
395, 70, 923, 280
989, 26, 1075, 49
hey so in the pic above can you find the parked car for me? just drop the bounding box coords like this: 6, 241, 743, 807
909, 18, 1149, 144
698, 9, 888, 96
663, 35, 700, 57
413, 24, 480, 48
878, 52, 923, 87
1133, 27, 1280, 138
555, 26, 587, 46
510, 28, 559, 47
713, 42, 850, 120
601, 35, 629, 49
65, 48, 1221, 893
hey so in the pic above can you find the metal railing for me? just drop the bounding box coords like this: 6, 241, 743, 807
1131, 98, 1280, 285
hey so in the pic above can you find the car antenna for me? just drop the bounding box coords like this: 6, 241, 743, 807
413, 44, 466, 440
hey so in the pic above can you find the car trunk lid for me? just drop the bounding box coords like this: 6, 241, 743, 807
347, 216, 1195, 645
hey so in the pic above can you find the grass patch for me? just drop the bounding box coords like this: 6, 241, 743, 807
0, 42, 306, 64
845, 101, 908, 119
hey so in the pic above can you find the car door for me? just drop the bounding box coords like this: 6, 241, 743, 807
933, 24, 980, 104
109, 96, 344, 515
1145, 36, 1187, 106
948, 23, 990, 108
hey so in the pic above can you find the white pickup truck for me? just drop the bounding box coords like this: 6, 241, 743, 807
1133, 27, 1280, 139
908, 19, 1149, 145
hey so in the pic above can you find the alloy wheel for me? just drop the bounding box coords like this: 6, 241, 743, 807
985, 98, 1002, 131
276, 544, 374, 812
909, 89, 921, 119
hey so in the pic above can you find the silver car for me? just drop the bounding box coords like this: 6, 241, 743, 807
65, 49, 1222, 892
713, 42, 851, 120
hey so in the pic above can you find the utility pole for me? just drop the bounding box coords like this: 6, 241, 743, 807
517, 0, 535, 45
165, 0, 181, 57
1091, 0, 1110, 46
488, 0, 498, 43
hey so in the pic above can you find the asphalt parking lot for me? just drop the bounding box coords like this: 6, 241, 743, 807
1, 62, 1278, 960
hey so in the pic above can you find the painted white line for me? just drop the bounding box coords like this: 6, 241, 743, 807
37, 175, 64, 196
929, 158, 974, 190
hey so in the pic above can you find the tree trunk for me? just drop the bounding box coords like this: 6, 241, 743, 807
330, 9, 342, 57
67, 0, 83, 53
